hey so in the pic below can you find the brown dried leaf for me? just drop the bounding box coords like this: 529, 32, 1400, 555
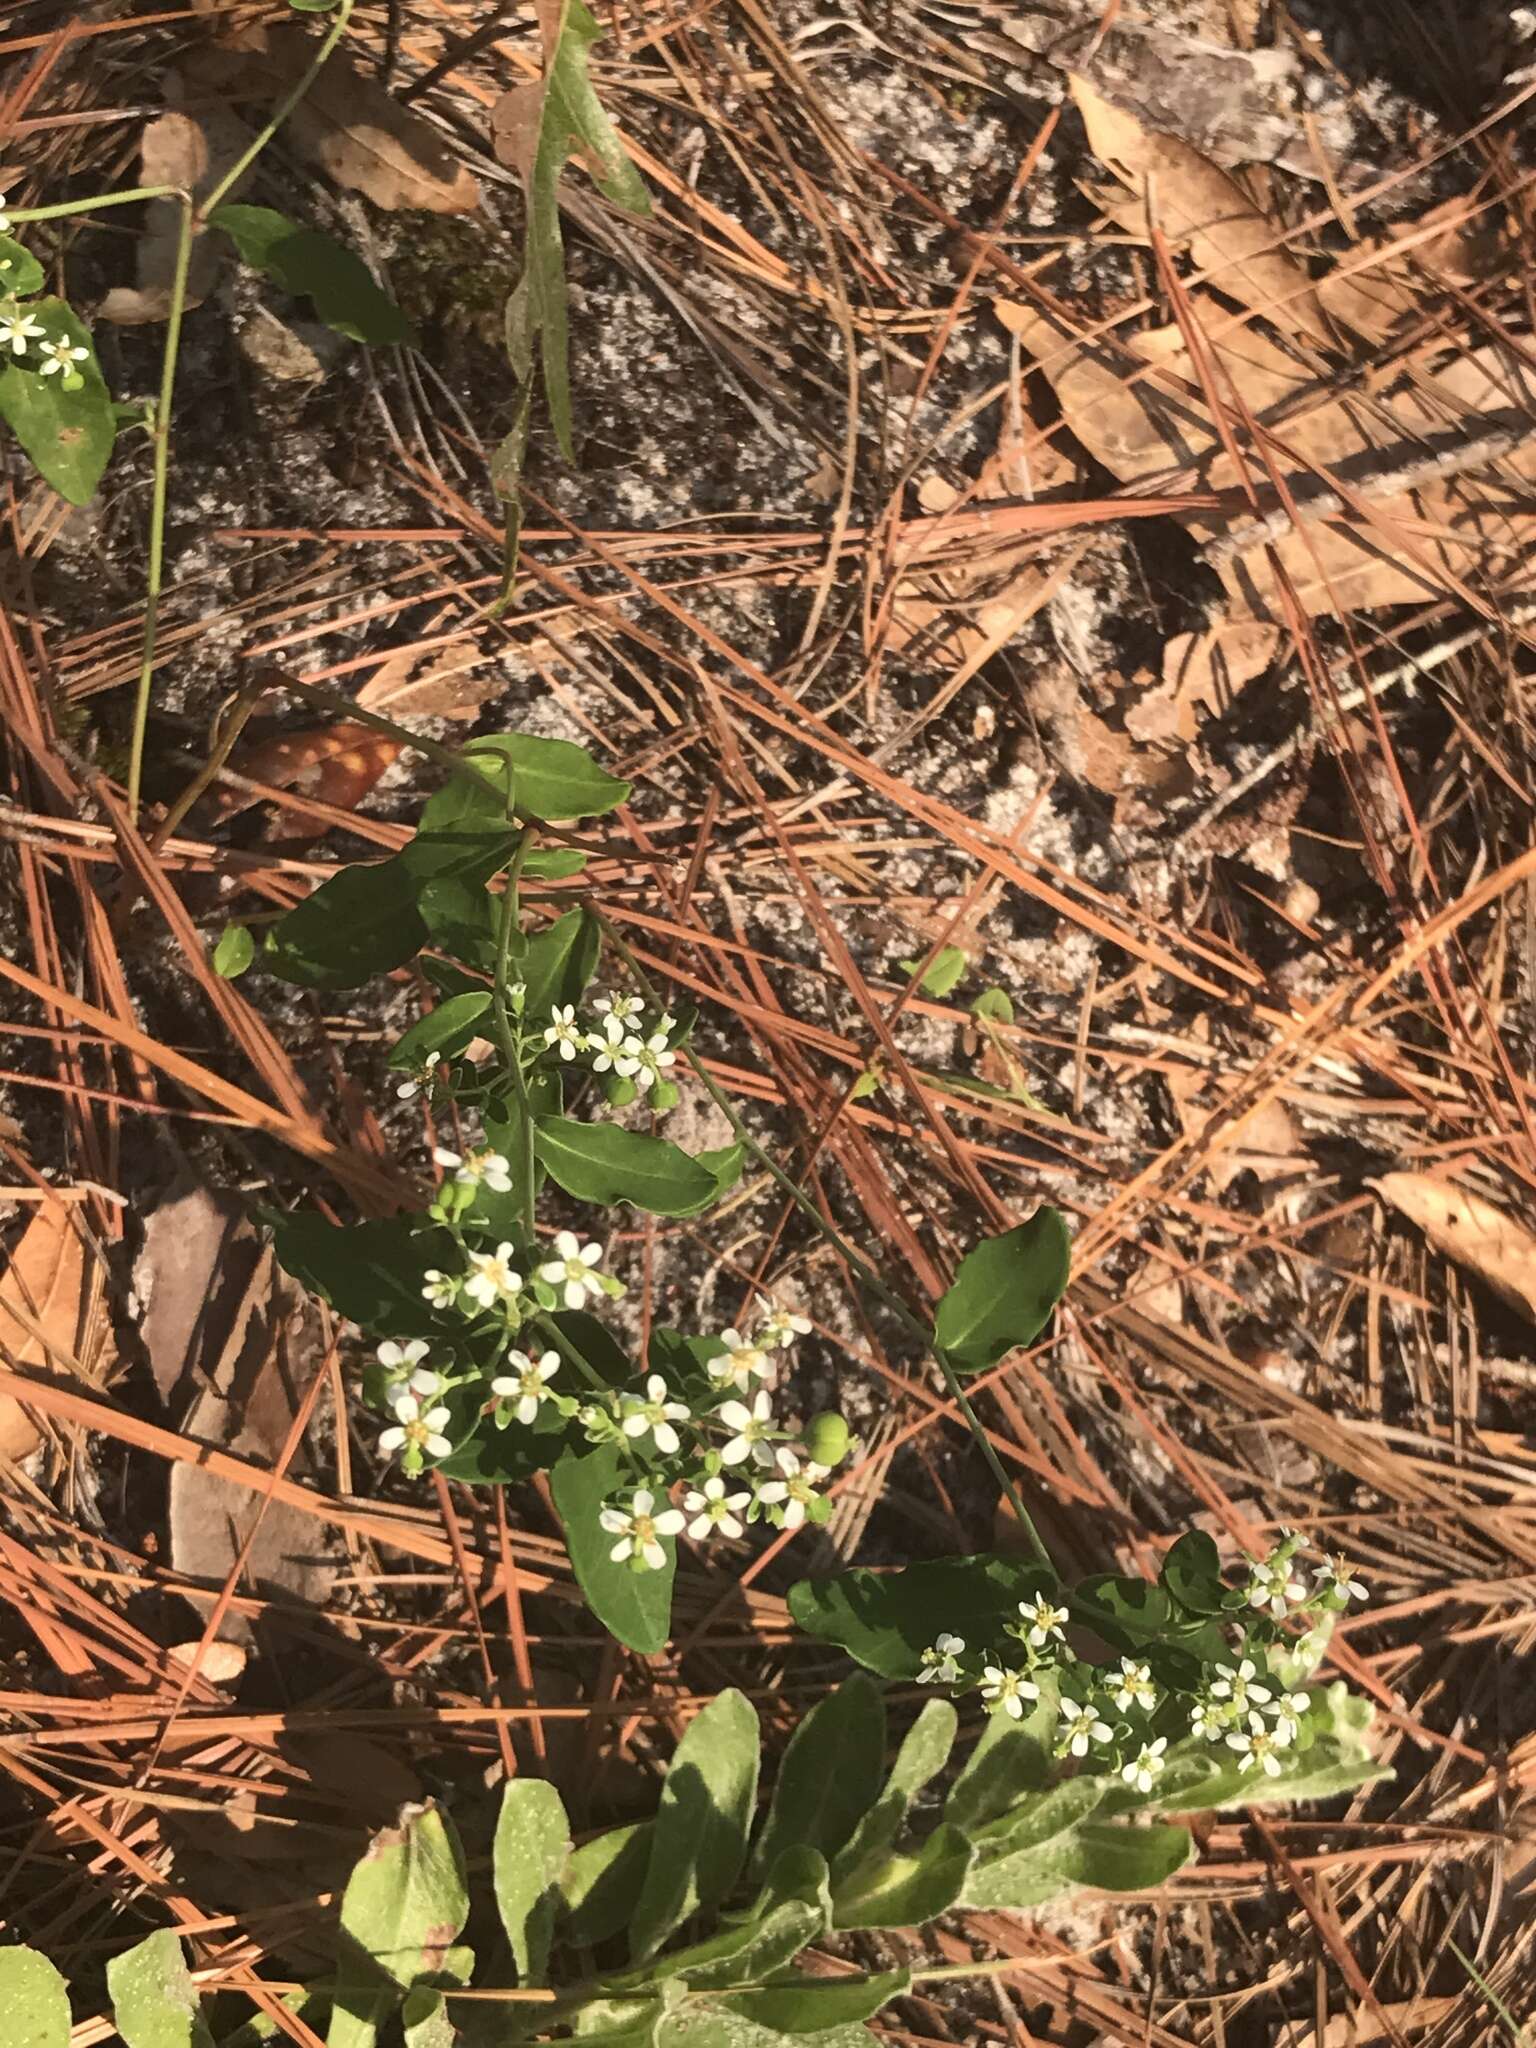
1070, 73, 1328, 341
99, 102, 250, 324
1373, 1173, 1536, 1324
211, 721, 403, 822
0, 1199, 114, 1461
356, 648, 504, 722
490, 82, 544, 182
1129, 622, 1282, 743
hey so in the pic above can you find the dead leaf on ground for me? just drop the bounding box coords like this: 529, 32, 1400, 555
135, 1181, 340, 1638
356, 646, 505, 722
191, 28, 479, 213
209, 721, 403, 828
0, 1197, 115, 1462
1129, 622, 1283, 744
99, 97, 254, 324
1373, 1172, 1536, 1324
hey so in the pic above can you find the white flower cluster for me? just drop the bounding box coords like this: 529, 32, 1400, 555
0, 204, 89, 387
915, 1532, 1367, 1796
543, 993, 679, 1096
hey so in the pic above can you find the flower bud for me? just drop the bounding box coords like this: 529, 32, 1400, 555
802, 1411, 849, 1468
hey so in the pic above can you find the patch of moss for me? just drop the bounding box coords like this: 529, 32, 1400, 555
389, 215, 514, 350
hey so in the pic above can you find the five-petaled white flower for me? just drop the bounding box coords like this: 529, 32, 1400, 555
38, 335, 88, 377
717, 1388, 775, 1467
708, 1327, 772, 1390
621, 1374, 690, 1456
1314, 1553, 1368, 1604
757, 1302, 812, 1349
434, 1146, 513, 1194
1111, 1657, 1158, 1713
1271, 1689, 1310, 1745
683, 1476, 750, 1541
1020, 1592, 1069, 1648
543, 1004, 585, 1060
379, 1390, 452, 1463
537, 1231, 605, 1309
599, 1488, 684, 1571
1121, 1737, 1169, 1794
586, 1013, 630, 1073
980, 1663, 1041, 1719
397, 1050, 441, 1100
621, 1028, 676, 1093
464, 1241, 523, 1309
491, 1348, 561, 1425
421, 1267, 458, 1309
755, 1446, 828, 1530
1, 307, 44, 356
377, 1338, 430, 1378
595, 993, 643, 1025
1247, 1553, 1307, 1619
918, 1632, 966, 1684
1228, 1715, 1285, 1778
1190, 1695, 1232, 1742
1210, 1658, 1272, 1713
1056, 1698, 1113, 1758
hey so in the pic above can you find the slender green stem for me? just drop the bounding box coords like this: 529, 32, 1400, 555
7, 187, 183, 223
598, 915, 1055, 1571
196, 0, 357, 224
492, 830, 538, 1235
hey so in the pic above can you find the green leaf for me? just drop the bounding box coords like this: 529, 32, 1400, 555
213, 923, 255, 979
210, 205, 413, 345
624, 1895, 824, 1992
0, 302, 114, 505
466, 734, 630, 822
830, 1697, 957, 1892
960, 1818, 1192, 1910
969, 1775, 1103, 1860
535, 1119, 719, 1217
897, 946, 967, 997
388, 992, 494, 1071
830, 1821, 972, 1931
504, 0, 651, 461
572, 1999, 662, 2044
629, 1690, 760, 1961
522, 906, 601, 1015
1068, 1575, 1221, 1676
107, 1931, 213, 2048
971, 987, 1013, 1024
560, 1821, 653, 1947
552, 1440, 675, 1654
400, 1944, 473, 2048
494, 1779, 570, 1985
267, 1212, 460, 1340
1158, 1531, 1227, 1617
934, 1209, 1071, 1375
718, 1970, 909, 2034
787, 1555, 1057, 1680
942, 1682, 1060, 1832
0, 236, 46, 297
328, 1806, 470, 2048
0, 1946, 70, 2048
753, 1673, 885, 1878
656, 2010, 875, 2048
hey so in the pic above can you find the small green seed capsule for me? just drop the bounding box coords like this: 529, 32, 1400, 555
802, 1411, 850, 1468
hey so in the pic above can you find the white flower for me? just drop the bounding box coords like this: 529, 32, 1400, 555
377, 1339, 430, 1377
434, 1146, 513, 1194
378, 1390, 452, 1463
421, 1268, 459, 1309
1227, 1715, 1285, 1778
717, 1388, 775, 1467
708, 1327, 773, 1390
755, 1446, 828, 1529
543, 1004, 585, 1060
1121, 1737, 1169, 1794
595, 993, 643, 1024
537, 1230, 605, 1309
980, 1663, 1041, 1719
0, 194, 11, 234
1056, 1698, 1113, 1758
1270, 1689, 1310, 1745
396, 1050, 441, 1100
1019, 1592, 1069, 1648
598, 1487, 684, 1571
1111, 1657, 1159, 1713
683, 1475, 750, 1541
1190, 1696, 1232, 1743
917, 1632, 966, 1684
1210, 1658, 1272, 1713
625, 1029, 676, 1093
1314, 1553, 1368, 1604
37, 334, 88, 377
586, 1013, 630, 1073
1247, 1553, 1308, 1619
757, 1302, 812, 1349
490, 1348, 561, 1425
464, 1241, 523, 1309
620, 1374, 691, 1456
1, 307, 44, 356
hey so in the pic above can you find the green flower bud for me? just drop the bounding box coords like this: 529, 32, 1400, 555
802, 1411, 850, 1468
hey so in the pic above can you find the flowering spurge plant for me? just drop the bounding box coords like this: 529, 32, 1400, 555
0, 1675, 1387, 2048
789, 1528, 1385, 1824
231, 730, 853, 1652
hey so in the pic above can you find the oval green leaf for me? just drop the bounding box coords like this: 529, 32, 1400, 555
628, 1690, 760, 1961
0, 1945, 70, 2048
551, 1440, 675, 1654
107, 1931, 213, 2048
934, 1208, 1071, 1375
534, 1118, 718, 1217
0, 302, 115, 505
0, 237, 47, 297
494, 1780, 570, 1985
466, 734, 630, 821
787, 1555, 1057, 1680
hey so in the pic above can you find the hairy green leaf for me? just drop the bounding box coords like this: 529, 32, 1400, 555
656, 2010, 875, 2048
552, 1440, 675, 1654
934, 1209, 1071, 1375
787, 1555, 1056, 1680
0, 302, 114, 504
328, 1805, 470, 2048
942, 1681, 1060, 1832
522, 906, 602, 1016
753, 1673, 884, 1878
211, 205, 413, 345
968, 1774, 1103, 1860
494, 1780, 570, 1985
629, 1690, 760, 1961
959, 1817, 1192, 1910
830, 1821, 972, 1932
400, 1944, 472, 2048
107, 1931, 213, 2048
559, 1822, 653, 1948
830, 1697, 957, 1893
718, 1969, 910, 2034
535, 1119, 719, 1217
0, 1945, 71, 2048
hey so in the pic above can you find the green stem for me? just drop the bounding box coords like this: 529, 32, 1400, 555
196, 0, 357, 223
492, 830, 538, 1235
598, 916, 1055, 1572
7, 187, 183, 223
